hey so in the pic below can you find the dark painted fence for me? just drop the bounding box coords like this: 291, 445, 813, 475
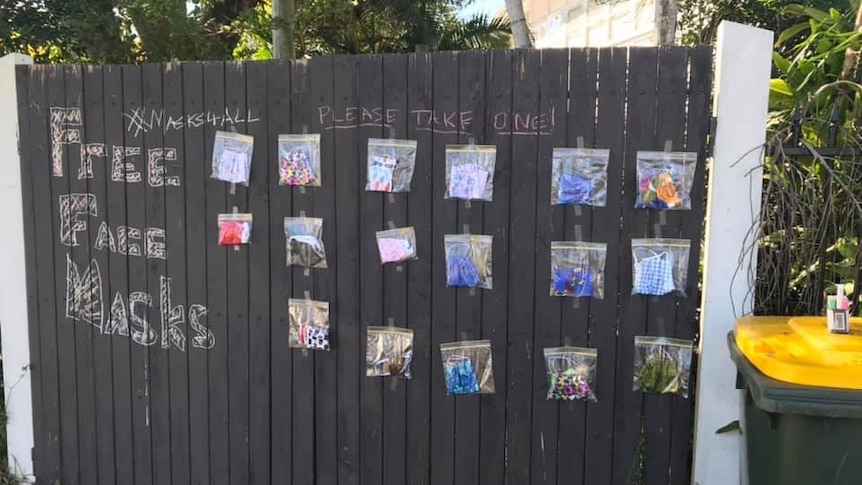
15, 47, 713, 485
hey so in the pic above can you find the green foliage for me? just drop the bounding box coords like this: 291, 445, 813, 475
756, 3, 862, 315
2, 0, 510, 63
677, 0, 849, 46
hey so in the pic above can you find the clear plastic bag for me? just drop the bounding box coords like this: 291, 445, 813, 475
634, 151, 697, 210
288, 298, 331, 351
444, 234, 493, 289
217, 213, 252, 246
365, 326, 414, 378
633, 336, 693, 398
375, 227, 417, 264
284, 217, 328, 268
544, 347, 598, 402
631, 238, 691, 297
278, 134, 321, 187
550, 241, 607, 299
444, 145, 496, 201
211, 131, 254, 185
440, 339, 495, 395
366, 138, 417, 193
551, 148, 610, 207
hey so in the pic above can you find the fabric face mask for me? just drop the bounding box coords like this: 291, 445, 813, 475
449, 163, 489, 200
558, 172, 593, 205
634, 253, 675, 295
446, 243, 481, 287
377, 237, 414, 264
368, 155, 397, 192
281, 147, 316, 186
445, 356, 480, 395
552, 267, 594, 297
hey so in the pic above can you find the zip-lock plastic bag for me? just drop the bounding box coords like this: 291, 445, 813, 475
634, 151, 697, 210
551, 148, 610, 207
365, 138, 417, 193
366, 326, 414, 378
444, 145, 496, 201
550, 241, 607, 299
633, 336, 694, 398
211, 131, 254, 185
544, 347, 598, 402
444, 234, 493, 289
376, 227, 418, 264
440, 339, 495, 395
284, 217, 328, 268
278, 134, 321, 187
631, 238, 691, 297
217, 213, 252, 245
288, 298, 331, 351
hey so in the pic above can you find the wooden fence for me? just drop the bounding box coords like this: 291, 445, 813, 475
14, 47, 713, 485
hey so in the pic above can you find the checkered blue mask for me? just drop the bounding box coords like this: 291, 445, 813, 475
634, 253, 675, 296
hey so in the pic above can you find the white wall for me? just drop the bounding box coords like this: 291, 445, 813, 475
0, 53, 35, 482
692, 21, 773, 485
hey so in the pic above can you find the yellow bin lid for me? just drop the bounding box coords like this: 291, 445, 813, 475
734, 316, 862, 390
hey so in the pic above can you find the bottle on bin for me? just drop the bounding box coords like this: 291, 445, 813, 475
827, 284, 851, 334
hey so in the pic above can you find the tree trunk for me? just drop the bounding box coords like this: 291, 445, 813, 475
505, 0, 532, 48
840, 2, 862, 82
655, 0, 678, 45
272, 0, 295, 59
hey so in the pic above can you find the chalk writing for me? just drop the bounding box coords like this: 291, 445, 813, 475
493, 107, 556, 136
112, 146, 142, 183
160, 276, 186, 351
59, 194, 97, 247
317, 105, 399, 130
65, 255, 103, 329
188, 304, 214, 349
411, 110, 474, 134
50, 107, 82, 177
129, 292, 157, 346
105, 293, 129, 337
79, 143, 106, 180
147, 148, 180, 187
146, 228, 167, 260
124, 107, 261, 137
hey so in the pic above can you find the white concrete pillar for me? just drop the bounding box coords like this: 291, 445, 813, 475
0, 53, 34, 482
692, 21, 773, 485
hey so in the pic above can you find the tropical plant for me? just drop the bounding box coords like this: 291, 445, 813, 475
754, 2, 862, 315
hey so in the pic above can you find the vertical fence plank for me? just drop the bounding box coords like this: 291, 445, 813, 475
141, 62, 172, 485
27, 65, 62, 485
584, 47, 623, 485
246, 58, 271, 485
332, 54, 361, 485
51, 64, 81, 485
310, 54, 339, 485
381, 53, 410, 485
83, 64, 117, 485
163, 61, 190, 485
203, 60, 229, 485
429, 50, 458, 485
642, 47, 688, 485
268, 58, 293, 485
224, 60, 251, 485
406, 51, 433, 485
15, 63, 44, 485
505, 48, 542, 485
454, 50, 485, 485
670, 46, 713, 485
181, 61, 210, 485
358, 53, 385, 485
529, 48, 568, 485
103, 64, 134, 485
612, 47, 657, 485
289, 57, 316, 485
480, 49, 511, 485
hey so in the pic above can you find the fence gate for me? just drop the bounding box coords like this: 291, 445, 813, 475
14, 47, 713, 485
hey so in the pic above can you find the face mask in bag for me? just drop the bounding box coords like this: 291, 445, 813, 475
634, 253, 675, 296
445, 355, 481, 395
552, 267, 594, 297
557, 172, 593, 205
446, 243, 481, 287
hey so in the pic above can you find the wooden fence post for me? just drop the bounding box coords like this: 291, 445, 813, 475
0, 53, 34, 481
692, 22, 772, 485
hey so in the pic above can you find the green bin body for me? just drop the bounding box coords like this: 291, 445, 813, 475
728, 332, 862, 485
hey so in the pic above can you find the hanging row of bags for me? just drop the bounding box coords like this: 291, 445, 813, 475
210, 131, 697, 211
